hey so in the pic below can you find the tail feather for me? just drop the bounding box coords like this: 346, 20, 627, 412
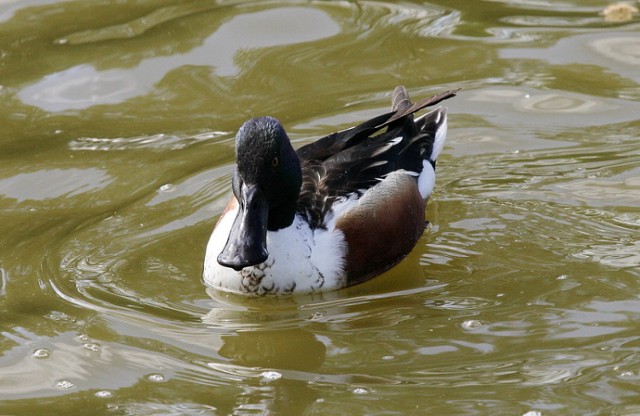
297, 87, 457, 164
386, 88, 459, 125
392, 85, 412, 112
416, 108, 448, 162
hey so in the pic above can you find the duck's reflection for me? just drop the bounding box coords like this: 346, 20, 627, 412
218, 328, 325, 372
204, 292, 328, 414
201, 255, 434, 414
204, 288, 328, 371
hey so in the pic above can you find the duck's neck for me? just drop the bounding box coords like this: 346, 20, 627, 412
267, 196, 298, 231
267, 150, 302, 232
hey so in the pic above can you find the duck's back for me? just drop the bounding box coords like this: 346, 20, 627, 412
296, 86, 452, 230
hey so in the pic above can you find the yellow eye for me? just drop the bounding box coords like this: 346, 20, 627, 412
271, 157, 279, 167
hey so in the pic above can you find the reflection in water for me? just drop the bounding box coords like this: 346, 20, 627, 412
516, 94, 610, 113
218, 329, 325, 371
201, 294, 330, 414
501, 33, 640, 83
590, 37, 640, 65
468, 88, 618, 114
68, 131, 228, 152
0, 267, 7, 296
458, 87, 640, 131
57, 3, 218, 44
575, 240, 640, 268
0, 0, 64, 23
548, 171, 640, 208
0, 329, 152, 399
18, 64, 144, 111
18, 7, 340, 112
0, 168, 112, 202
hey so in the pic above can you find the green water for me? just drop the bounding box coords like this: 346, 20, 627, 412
1, 0, 639, 414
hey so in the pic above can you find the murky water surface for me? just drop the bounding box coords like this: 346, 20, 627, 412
1, 1, 639, 414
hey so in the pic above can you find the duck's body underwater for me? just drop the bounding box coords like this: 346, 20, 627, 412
203, 86, 457, 295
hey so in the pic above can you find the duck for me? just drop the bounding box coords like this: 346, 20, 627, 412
203, 86, 457, 295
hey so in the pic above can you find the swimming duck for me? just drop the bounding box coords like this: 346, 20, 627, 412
204, 86, 457, 295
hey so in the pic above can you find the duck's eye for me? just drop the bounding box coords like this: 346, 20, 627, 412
271, 156, 279, 167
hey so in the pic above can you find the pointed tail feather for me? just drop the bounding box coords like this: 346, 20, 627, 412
392, 86, 412, 112
297, 87, 457, 163
386, 88, 459, 125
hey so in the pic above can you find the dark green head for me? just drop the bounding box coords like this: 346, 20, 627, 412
217, 116, 302, 270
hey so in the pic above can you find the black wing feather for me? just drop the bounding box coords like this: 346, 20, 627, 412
296, 88, 458, 228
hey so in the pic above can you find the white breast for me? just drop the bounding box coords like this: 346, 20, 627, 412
203, 206, 347, 295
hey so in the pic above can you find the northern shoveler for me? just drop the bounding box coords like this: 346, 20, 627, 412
204, 86, 457, 295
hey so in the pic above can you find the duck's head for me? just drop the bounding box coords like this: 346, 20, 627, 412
217, 116, 302, 271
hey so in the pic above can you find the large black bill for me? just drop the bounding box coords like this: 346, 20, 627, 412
217, 183, 269, 270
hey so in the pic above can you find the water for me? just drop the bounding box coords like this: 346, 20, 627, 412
1, 0, 639, 414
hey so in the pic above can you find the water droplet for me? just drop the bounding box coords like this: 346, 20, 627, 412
159, 184, 175, 193
522, 411, 542, 416
619, 370, 635, 378
260, 371, 282, 381
83, 343, 101, 352
382, 355, 395, 361
55, 379, 75, 389
78, 334, 89, 342
461, 320, 483, 330
46, 311, 76, 323
55, 38, 68, 45
310, 312, 324, 320
53, 129, 63, 135
32, 348, 50, 359
352, 387, 369, 395
556, 275, 568, 280
95, 390, 113, 398
147, 373, 165, 382
97, 274, 113, 284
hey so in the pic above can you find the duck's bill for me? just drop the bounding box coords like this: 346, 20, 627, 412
217, 183, 269, 270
